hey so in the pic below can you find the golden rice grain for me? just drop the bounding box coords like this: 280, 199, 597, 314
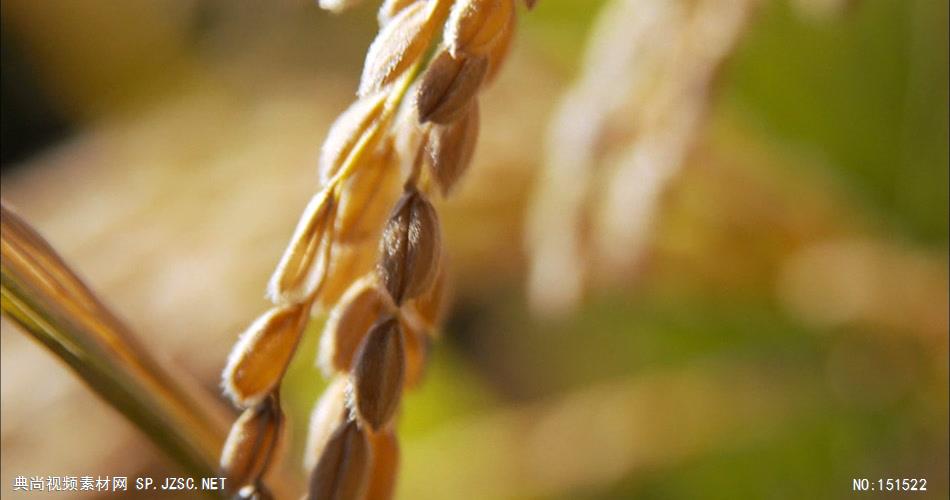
317, 242, 378, 309
308, 419, 372, 500
352, 316, 405, 430
484, 4, 515, 84
365, 430, 400, 500
266, 188, 335, 305
407, 256, 449, 333
377, 189, 442, 305
304, 377, 350, 471
319, 92, 388, 185
335, 139, 401, 244
445, 0, 513, 58
319, 276, 389, 376
378, 0, 421, 26
399, 316, 429, 389
220, 395, 283, 489
426, 102, 479, 195
359, 0, 439, 97
416, 49, 487, 125
222, 303, 309, 407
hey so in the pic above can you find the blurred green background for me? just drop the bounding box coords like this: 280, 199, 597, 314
1, 1, 947, 499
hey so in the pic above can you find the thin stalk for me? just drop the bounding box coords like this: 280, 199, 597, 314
0, 201, 229, 489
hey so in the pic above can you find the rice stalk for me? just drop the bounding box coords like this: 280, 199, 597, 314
0, 201, 229, 485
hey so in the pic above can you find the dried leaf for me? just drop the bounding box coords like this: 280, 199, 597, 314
308, 420, 372, 500
445, 0, 514, 58
267, 188, 335, 305
426, 103, 480, 196
222, 303, 309, 407
352, 316, 405, 430
377, 189, 441, 305
416, 49, 487, 125
359, 0, 437, 97
220, 396, 283, 488
319, 276, 388, 376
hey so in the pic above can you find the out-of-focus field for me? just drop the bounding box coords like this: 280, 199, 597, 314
1, 1, 947, 499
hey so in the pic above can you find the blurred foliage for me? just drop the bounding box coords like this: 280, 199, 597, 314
727, 0, 949, 245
